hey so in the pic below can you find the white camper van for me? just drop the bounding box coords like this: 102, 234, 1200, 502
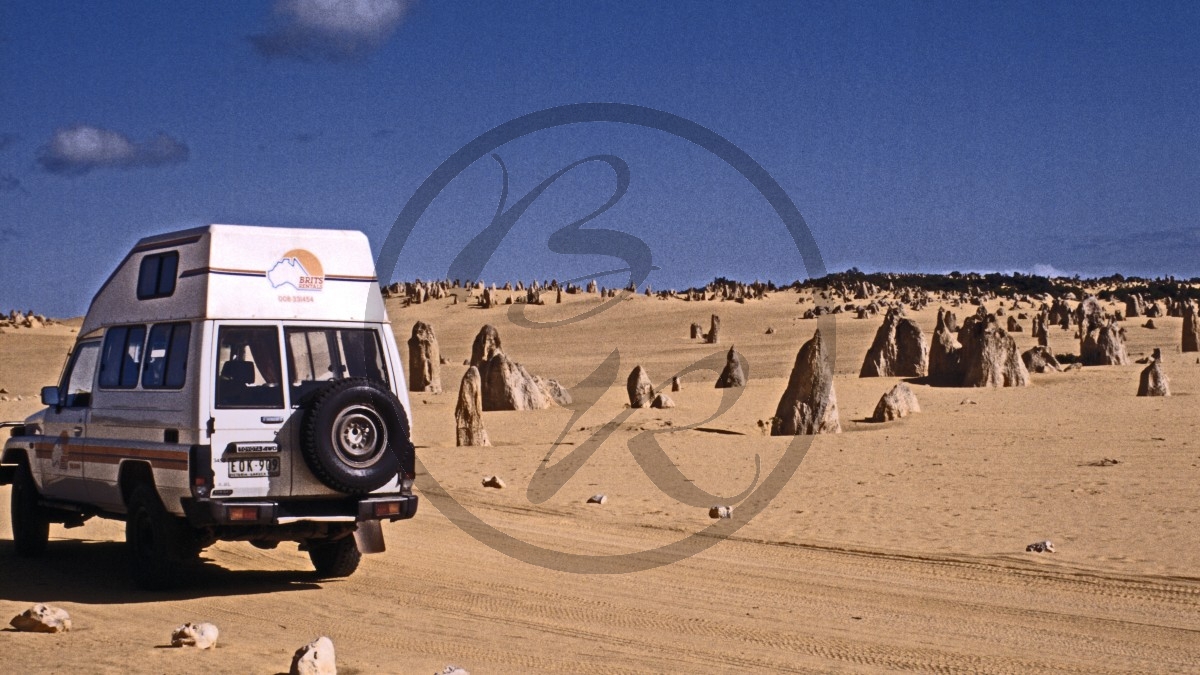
1, 225, 417, 588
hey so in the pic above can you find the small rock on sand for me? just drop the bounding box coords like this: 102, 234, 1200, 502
10, 604, 72, 633
709, 505, 733, 519
171, 622, 219, 649
651, 392, 675, 409
438, 667, 470, 675
871, 382, 920, 422
1025, 540, 1055, 553
290, 636, 336, 675
587, 494, 608, 505
482, 475, 506, 489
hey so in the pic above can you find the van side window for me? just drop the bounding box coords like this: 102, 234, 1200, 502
61, 341, 101, 407
137, 251, 179, 300
99, 325, 147, 389
142, 323, 191, 389
285, 327, 389, 404
215, 326, 284, 409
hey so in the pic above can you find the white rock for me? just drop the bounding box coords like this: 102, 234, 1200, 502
650, 392, 675, 409
587, 494, 607, 505
290, 636, 336, 675
709, 505, 733, 519
10, 604, 72, 633
438, 667, 470, 675
171, 622, 219, 649
1025, 540, 1056, 553
482, 475, 506, 489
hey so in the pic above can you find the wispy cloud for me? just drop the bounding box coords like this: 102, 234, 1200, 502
250, 0, 413, 62
0, 173, 28, 195
1028, 263, 1072, 279
37, 125, 189, 175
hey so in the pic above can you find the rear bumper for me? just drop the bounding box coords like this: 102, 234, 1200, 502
181, 493, 418, 527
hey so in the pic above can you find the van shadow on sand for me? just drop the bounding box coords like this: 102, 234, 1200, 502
0, 539, 320, 604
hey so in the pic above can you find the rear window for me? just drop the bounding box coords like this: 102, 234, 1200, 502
137, 251, 178, 300
285, 327, 389, 404
99, 325, 147, 389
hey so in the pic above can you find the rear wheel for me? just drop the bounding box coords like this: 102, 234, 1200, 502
11, 461, 50, 557
125, 485, 198, 590
307, 536, 361, 578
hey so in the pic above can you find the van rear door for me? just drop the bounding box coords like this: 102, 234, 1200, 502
207, 323, 292, 498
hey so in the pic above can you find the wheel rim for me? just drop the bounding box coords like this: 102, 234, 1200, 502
330, 404, 388, 468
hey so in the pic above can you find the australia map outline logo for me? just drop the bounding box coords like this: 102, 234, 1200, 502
266, 248, 325, 291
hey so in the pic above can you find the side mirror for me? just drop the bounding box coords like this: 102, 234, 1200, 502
41, 386, 61, 407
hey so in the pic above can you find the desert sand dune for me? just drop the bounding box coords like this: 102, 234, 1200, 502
2, 291, 1199, 673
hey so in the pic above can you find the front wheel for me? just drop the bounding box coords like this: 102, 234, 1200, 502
307, 536, 361, 578
125, 485, 198, 590
11, 461, 50, 557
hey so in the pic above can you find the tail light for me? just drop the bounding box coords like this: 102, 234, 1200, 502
373, 501, 402, 518
189, 445, 214, 498
228, 506, 260, 522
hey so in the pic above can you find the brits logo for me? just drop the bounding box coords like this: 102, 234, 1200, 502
266, 249, 325, 291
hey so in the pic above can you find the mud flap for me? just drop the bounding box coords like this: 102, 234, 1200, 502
353, 519, 386, 554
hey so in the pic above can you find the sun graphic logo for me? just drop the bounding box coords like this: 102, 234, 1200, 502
266, 248, 325, 291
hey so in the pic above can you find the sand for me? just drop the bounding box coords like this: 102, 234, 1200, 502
1, 292, 1198, 673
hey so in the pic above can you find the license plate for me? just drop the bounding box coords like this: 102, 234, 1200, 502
226, 457, 280, 478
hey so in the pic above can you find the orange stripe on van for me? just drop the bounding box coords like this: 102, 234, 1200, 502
32, 441, 188, 470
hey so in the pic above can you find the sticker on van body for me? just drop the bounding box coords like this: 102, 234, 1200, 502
267, 249, 324, 291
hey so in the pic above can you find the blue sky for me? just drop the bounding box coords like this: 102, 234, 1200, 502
1, 1, 1198, 316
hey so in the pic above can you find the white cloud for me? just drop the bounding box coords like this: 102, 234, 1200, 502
38, 125, 188, 175
250, 0, 413, 62
1029, 263, 1072, 279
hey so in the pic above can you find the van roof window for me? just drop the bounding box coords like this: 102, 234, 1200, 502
137, 251, 179, 300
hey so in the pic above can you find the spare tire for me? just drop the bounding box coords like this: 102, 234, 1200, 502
299, 378, 413, 495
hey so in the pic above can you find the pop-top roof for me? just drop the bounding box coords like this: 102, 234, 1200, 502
80, 224, 387, 335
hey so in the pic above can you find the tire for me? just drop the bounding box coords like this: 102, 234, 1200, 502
307, 536, 361, 578
299, 378, 413, 495
11, 461, 50, 557
125, 485, 198, 590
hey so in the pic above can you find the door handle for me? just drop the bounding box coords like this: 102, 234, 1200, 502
73, 426, 83, 437
260, 416, 284, 424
